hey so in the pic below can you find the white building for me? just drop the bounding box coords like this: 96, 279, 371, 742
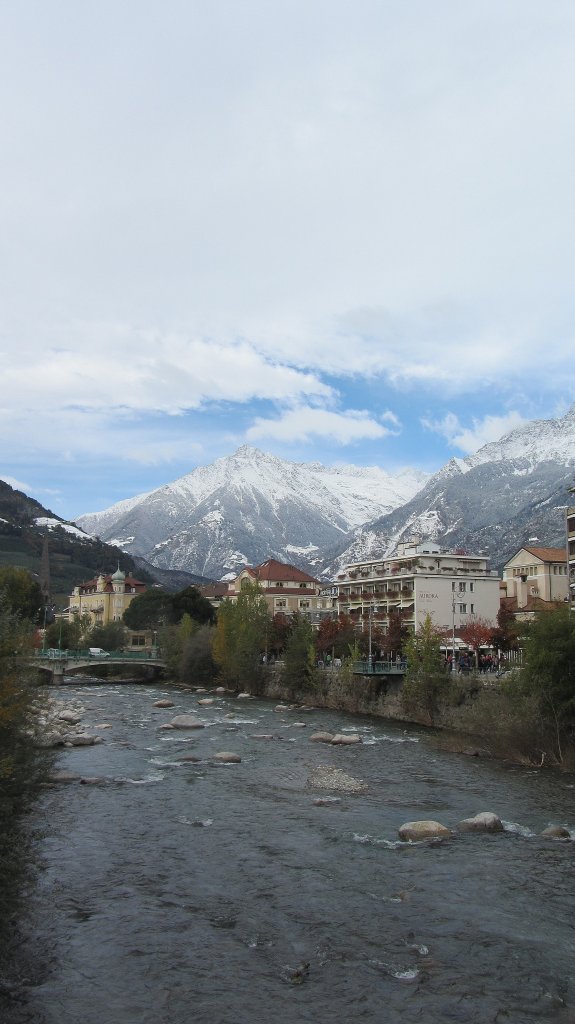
336, 540, 500, 636
501, 545, 568, 620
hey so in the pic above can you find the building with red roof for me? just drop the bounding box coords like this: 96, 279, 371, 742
227, 558, 336, 623
68, 566, 147, 626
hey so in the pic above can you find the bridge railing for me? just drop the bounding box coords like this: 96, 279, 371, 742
33, 648, 162, 661
353, 660, 407, 675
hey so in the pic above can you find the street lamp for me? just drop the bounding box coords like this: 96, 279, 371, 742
451, 592, 457, 672
368, 603, 373, 671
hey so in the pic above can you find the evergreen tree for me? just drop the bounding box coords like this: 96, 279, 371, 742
519, 607, 575, 762
401, 614, 449, 724
282, 615, 318, 697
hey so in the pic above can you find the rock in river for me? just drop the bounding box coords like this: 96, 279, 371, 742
540, 825, 571, 839
309, 732, 334, 743
212, 752, 242, 763
170, 715, 206, 729
398, 820, 451, 842
331, 733, 362, 745
458, 812, 504, 833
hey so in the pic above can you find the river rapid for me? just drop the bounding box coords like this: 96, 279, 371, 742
3, 680, 575, 1024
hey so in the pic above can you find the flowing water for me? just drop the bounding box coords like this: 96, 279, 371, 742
2, 681, 575, 1023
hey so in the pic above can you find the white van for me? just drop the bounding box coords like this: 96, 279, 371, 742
89, 647, 111, 657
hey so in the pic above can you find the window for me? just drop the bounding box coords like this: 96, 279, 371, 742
469, 582, 474, 592
131, 635, 146, 646
299, 600, 310, 609
459, 603, 467, 613
470, 604, 474, 614
275, 598, 286, 609
458, 582, 466, 592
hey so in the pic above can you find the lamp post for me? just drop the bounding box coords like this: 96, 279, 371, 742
368, 603, 373, 671
452, 592, 457, 672
41, 605, 48, 651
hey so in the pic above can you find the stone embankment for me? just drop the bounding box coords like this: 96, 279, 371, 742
258, 667, 496, 740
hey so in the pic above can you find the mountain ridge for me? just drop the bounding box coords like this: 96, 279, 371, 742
75, 406, 575, 579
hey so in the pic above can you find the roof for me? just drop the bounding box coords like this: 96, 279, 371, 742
250, 558, 321, 585
198, 582, 229, 599
521, 546, 567, 563
77, 572, 146, 593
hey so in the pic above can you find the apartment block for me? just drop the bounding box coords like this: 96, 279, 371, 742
336, 540, 500, 634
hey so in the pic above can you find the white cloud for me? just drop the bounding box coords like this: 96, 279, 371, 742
422, 411, 528, 454
1, 475, 33, 492
1, 1, 575, 504
246, 407, 398, 445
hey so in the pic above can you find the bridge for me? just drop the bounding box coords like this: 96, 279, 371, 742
29, 649, 166, 682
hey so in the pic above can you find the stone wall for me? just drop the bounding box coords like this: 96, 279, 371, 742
259, 666, 502, 737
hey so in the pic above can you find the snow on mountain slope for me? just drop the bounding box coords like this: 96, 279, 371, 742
76, 446, 429, 579
465, 404, 575, 471
324, 403, 575, 576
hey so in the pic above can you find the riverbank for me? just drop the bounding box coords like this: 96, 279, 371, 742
239, 666, 574, 770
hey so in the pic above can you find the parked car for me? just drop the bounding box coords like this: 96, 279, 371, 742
89, 647, 111, 658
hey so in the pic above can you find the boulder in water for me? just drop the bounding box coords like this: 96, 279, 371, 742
212, 751, 242, 763
48, 771, 82, 783
197, 698, 215, 706
64, 734, 101, 746
170, 715, 205, 729
310, 732, 334, 743
540, 825, 571, 839
153, 699, 175, 708
458, 812, 504, 833
58, 710, 82, 724
331, 733, 361, 745
398, 820, 451, 842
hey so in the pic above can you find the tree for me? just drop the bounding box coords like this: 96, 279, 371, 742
402, 614, 450, 724
518, 607, 575, 762
87, 621, 127, 651
211, 582, 270, 692
171, 586, 215, 625
179, 624, 217, 686
45, 614, 87, 651
0, 594, 53, 955
380, 608, 410, 659
269, 613, 292, 658
282, 615, 318, 697
122, 588, 174, 630
315, 613, 356, 659
459, 615, 494, 666
0, 567, 43, 622
490, 602, 520, 653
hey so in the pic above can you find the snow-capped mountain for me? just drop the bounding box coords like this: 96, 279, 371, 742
76, 406, 575, 580
324, 404, 575, 575
76, 446, 429, 580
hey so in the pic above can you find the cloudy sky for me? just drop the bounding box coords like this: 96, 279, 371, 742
1, 1, 574, 519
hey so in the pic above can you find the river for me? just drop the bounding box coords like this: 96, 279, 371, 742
2, 680, 574, 1023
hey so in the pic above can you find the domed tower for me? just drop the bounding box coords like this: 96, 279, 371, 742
111, 565, 126, 593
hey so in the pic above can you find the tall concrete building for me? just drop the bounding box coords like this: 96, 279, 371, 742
568, 487, 575, 612
336, 539, 500, 637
